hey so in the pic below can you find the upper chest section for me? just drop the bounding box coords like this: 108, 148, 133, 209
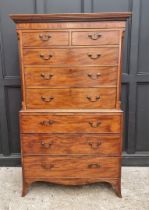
10, 13, 130, 41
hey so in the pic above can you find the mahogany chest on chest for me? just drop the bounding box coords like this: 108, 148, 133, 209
10, 13, 131, 197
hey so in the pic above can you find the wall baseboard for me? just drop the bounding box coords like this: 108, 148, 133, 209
0, 153, 149, 167
122, 152, 149, 166
0, 154, 21, 166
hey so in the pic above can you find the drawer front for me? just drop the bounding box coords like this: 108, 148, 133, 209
21, 134, 121, 155
20, 114, 121, 133
22, 31, 69, 47
26, 88, 116, 109
72, 30, 120, 46
23, 156, 120, 178
23, 48, 119, 65
25, 66, 118, 87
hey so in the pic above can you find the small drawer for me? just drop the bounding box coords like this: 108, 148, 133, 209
23, 156, 121, 178
72, 30, 120, 46
26, 87, 117, 109
22, 31, 69, 47
23, 48, 119, 65
24, 66, 118, 87
21, 134, 121, 155
20, 113, 121, 134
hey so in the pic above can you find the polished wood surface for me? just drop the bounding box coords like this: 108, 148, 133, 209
20, 109, 123, 113
21, 134, 121, 155
26, 87, 117, 109
23, 48, 119, 65
72, 30, 120, 45
10, 12, 130, 197
20, 113, 121, 134
23, 156, 120, 178
22, 31, 69, 47
24, 66, 118, 87
10, 12, 131, 23
15, 22, 126, 30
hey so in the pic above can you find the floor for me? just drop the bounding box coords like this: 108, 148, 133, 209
0, 167, 149, 210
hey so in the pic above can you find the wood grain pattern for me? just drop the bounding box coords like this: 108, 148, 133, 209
20, 113, 121, 134
24, 66, 118, 87
10, 12, 131, 23
20, 109, 123, 113
72, 30, 120, 46
10, 12, 130, 197
22, 177, 121, 197
26, 87, 117, 109
17, 31, 26, 109
23, 48, 119, 65
23, 156, 121, 178
16, 22, 126, 30
21, 134, 121, 155
22, 31, 69, 47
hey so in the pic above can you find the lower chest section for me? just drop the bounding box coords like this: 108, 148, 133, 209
20, 111, 122, 179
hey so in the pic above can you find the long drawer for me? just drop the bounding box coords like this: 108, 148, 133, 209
23, 48, 119, 65
26, 87, 117, 109
21, 134, 121, 155
20, 113, 121, 133
24, 66, 118, 87
23, 156, 121, 178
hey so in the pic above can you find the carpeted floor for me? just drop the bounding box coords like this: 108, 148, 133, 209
0, 167, 149, 210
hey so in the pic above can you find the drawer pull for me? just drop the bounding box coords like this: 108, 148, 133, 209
87, 73, 101, 80
87, 53, 101, 60
39, 33, 51, 41
41, 96, 54, 102
41, 141, 53, 148
40, 120, 54, 126
40, 73, 53, 80
41, 163, 54, 170
86, 96, 100, 102
88, 33, 102, 40
40, 53, 53, 60
88, 163, 100, 169
88, 121, 101, 128
88, 142, 101, 149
